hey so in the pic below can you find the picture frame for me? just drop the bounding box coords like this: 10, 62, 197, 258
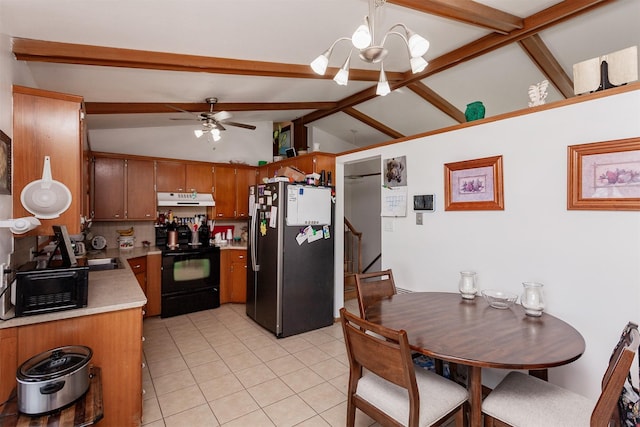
444, 155, 504, 211
567, 137, 640, 211
0, 129, 11, 195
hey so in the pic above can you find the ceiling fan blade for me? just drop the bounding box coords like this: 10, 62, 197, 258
222, 121, 257, 130
213, 110, 232, 121
169, 118, 198, 121
216, 122, 226, 131
165, 104, 202, 117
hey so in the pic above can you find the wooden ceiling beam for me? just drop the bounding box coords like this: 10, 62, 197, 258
343, 107, 405, 140
388, 0, 523, 34
518, 34, 575, 99
85, 101, 338, 115
302, 0, 613, 124
12, 38, 405, 83
406, 82, 465, 123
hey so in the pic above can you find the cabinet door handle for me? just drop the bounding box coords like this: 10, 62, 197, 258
134, 264, 141, 268
238, 256, 244, 259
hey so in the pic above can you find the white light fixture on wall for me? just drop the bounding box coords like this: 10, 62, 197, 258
310, 0, 430, 96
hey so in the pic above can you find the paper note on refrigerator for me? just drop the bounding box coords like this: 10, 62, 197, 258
269, 206, 278, 228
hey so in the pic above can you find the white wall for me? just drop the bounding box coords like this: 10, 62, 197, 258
336, 89, 640, 400
88, 122, 273, 165
308, 126, 358, 154
0, 16, 38, 267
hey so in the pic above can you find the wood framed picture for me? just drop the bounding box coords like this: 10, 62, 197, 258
444, 155, 504, 211
567, 137, 640, 210
0, 130, 10, 195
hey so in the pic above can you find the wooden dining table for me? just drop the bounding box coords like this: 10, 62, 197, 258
365, 292, 585, 427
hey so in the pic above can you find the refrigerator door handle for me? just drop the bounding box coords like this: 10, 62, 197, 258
250, 202, 260, 271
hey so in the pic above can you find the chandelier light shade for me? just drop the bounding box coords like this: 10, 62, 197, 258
310, 0, 430, 94
376, 63, 391, 96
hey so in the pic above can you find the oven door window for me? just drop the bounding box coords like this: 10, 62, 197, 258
173, 258, 211, 282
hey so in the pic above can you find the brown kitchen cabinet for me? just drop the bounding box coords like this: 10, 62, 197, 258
156, 160, 213, 193
220, 249, 247, 304
145, 253, 162, 317
213, 166, 256, 219
92, 156, 155, 221
127, 256, 147, 293
12, 86, 85, 235
2, 308, 143, 426
259, 153, 336, 185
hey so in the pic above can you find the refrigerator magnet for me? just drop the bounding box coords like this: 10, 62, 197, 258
323, 225, 330, 239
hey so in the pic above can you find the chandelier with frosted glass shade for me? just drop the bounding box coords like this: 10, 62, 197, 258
310, 0, 430, 96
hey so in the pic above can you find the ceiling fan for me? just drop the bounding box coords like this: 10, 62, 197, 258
168, 97, 256, 141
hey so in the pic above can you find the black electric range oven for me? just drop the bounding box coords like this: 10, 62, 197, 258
161, 245, 220, 318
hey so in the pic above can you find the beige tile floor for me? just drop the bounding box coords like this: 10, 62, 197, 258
141, 300, 456, 426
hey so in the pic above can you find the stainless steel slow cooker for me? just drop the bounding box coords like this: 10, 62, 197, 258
17, 345, 92, 415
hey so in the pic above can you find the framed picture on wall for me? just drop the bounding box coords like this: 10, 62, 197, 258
444, 155, 504, 211
0, 130, 10, 195
568, 137, 640, 210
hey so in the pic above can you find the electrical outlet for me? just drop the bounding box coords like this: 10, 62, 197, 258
0, 263, 6, 288
416, 212, 423, 225
29, 247, 36, 261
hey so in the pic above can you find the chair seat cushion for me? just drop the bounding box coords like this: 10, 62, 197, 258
356, 367, 468, 425
482, 371, 595, 427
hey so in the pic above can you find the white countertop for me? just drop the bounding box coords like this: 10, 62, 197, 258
0, 248, 154, 330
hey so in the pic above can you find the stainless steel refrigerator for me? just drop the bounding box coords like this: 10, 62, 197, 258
246, 182, 334, 337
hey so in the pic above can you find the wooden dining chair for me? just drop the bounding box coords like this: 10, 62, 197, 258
339, 307, 468, 427
482, 321, 640, 427
354, 269, 397, 319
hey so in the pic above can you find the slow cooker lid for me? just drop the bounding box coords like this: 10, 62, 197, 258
18, 345, 92, 380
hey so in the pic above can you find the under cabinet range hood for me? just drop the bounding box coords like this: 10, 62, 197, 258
157, 192, 215, 207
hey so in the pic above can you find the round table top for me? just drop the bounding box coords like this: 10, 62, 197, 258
366, 292, 585, 370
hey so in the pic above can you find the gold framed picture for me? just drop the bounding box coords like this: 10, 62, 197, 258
444, 155, 504, 211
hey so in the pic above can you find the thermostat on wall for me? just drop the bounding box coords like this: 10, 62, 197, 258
414, 195, 435, 212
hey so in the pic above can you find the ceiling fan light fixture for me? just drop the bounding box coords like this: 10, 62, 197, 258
211, 128, 221, 141
376, 64, 391, 96
194, 129, 204, 138
351, 17, 371, 49
333, 51, 352, 86
410, 56, 428, 73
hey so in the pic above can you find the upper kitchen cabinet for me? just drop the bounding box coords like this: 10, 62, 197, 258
213, 166, 256, 219
92, 156, 156, 221
12, 86, 84, 235
156, 160, 213, 193
258, 153, 336, 184
92, 155, 155, 221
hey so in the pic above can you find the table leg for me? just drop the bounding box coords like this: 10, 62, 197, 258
468, 366, 482, 427
529, 369, 548, 381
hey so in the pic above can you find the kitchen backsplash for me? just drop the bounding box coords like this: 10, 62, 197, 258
89, 219, 248, 249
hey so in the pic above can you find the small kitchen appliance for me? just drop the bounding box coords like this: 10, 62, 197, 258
17, 345, 93, 415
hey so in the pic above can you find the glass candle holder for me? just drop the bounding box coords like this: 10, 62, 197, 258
521, 282, 545, 316
459, 271, 478, 299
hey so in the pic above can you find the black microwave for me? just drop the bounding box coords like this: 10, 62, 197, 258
14, 262, 89, 317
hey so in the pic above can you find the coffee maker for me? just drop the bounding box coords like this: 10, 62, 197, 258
198, 223, 210, 246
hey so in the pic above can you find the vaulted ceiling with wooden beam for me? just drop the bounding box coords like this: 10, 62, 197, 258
1, 0, 638, 150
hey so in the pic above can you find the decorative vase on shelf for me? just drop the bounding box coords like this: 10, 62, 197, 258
465, 101, 485, 122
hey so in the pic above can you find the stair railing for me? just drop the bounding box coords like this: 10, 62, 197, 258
344, 217, 363, 276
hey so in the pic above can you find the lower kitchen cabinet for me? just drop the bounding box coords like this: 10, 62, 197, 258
1, 308, 143, 426
146, 253, 162, 317
220, 249, 247, 304
128, 256, 148, 315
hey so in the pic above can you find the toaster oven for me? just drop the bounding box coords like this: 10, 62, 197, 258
12, 262, 89, 317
